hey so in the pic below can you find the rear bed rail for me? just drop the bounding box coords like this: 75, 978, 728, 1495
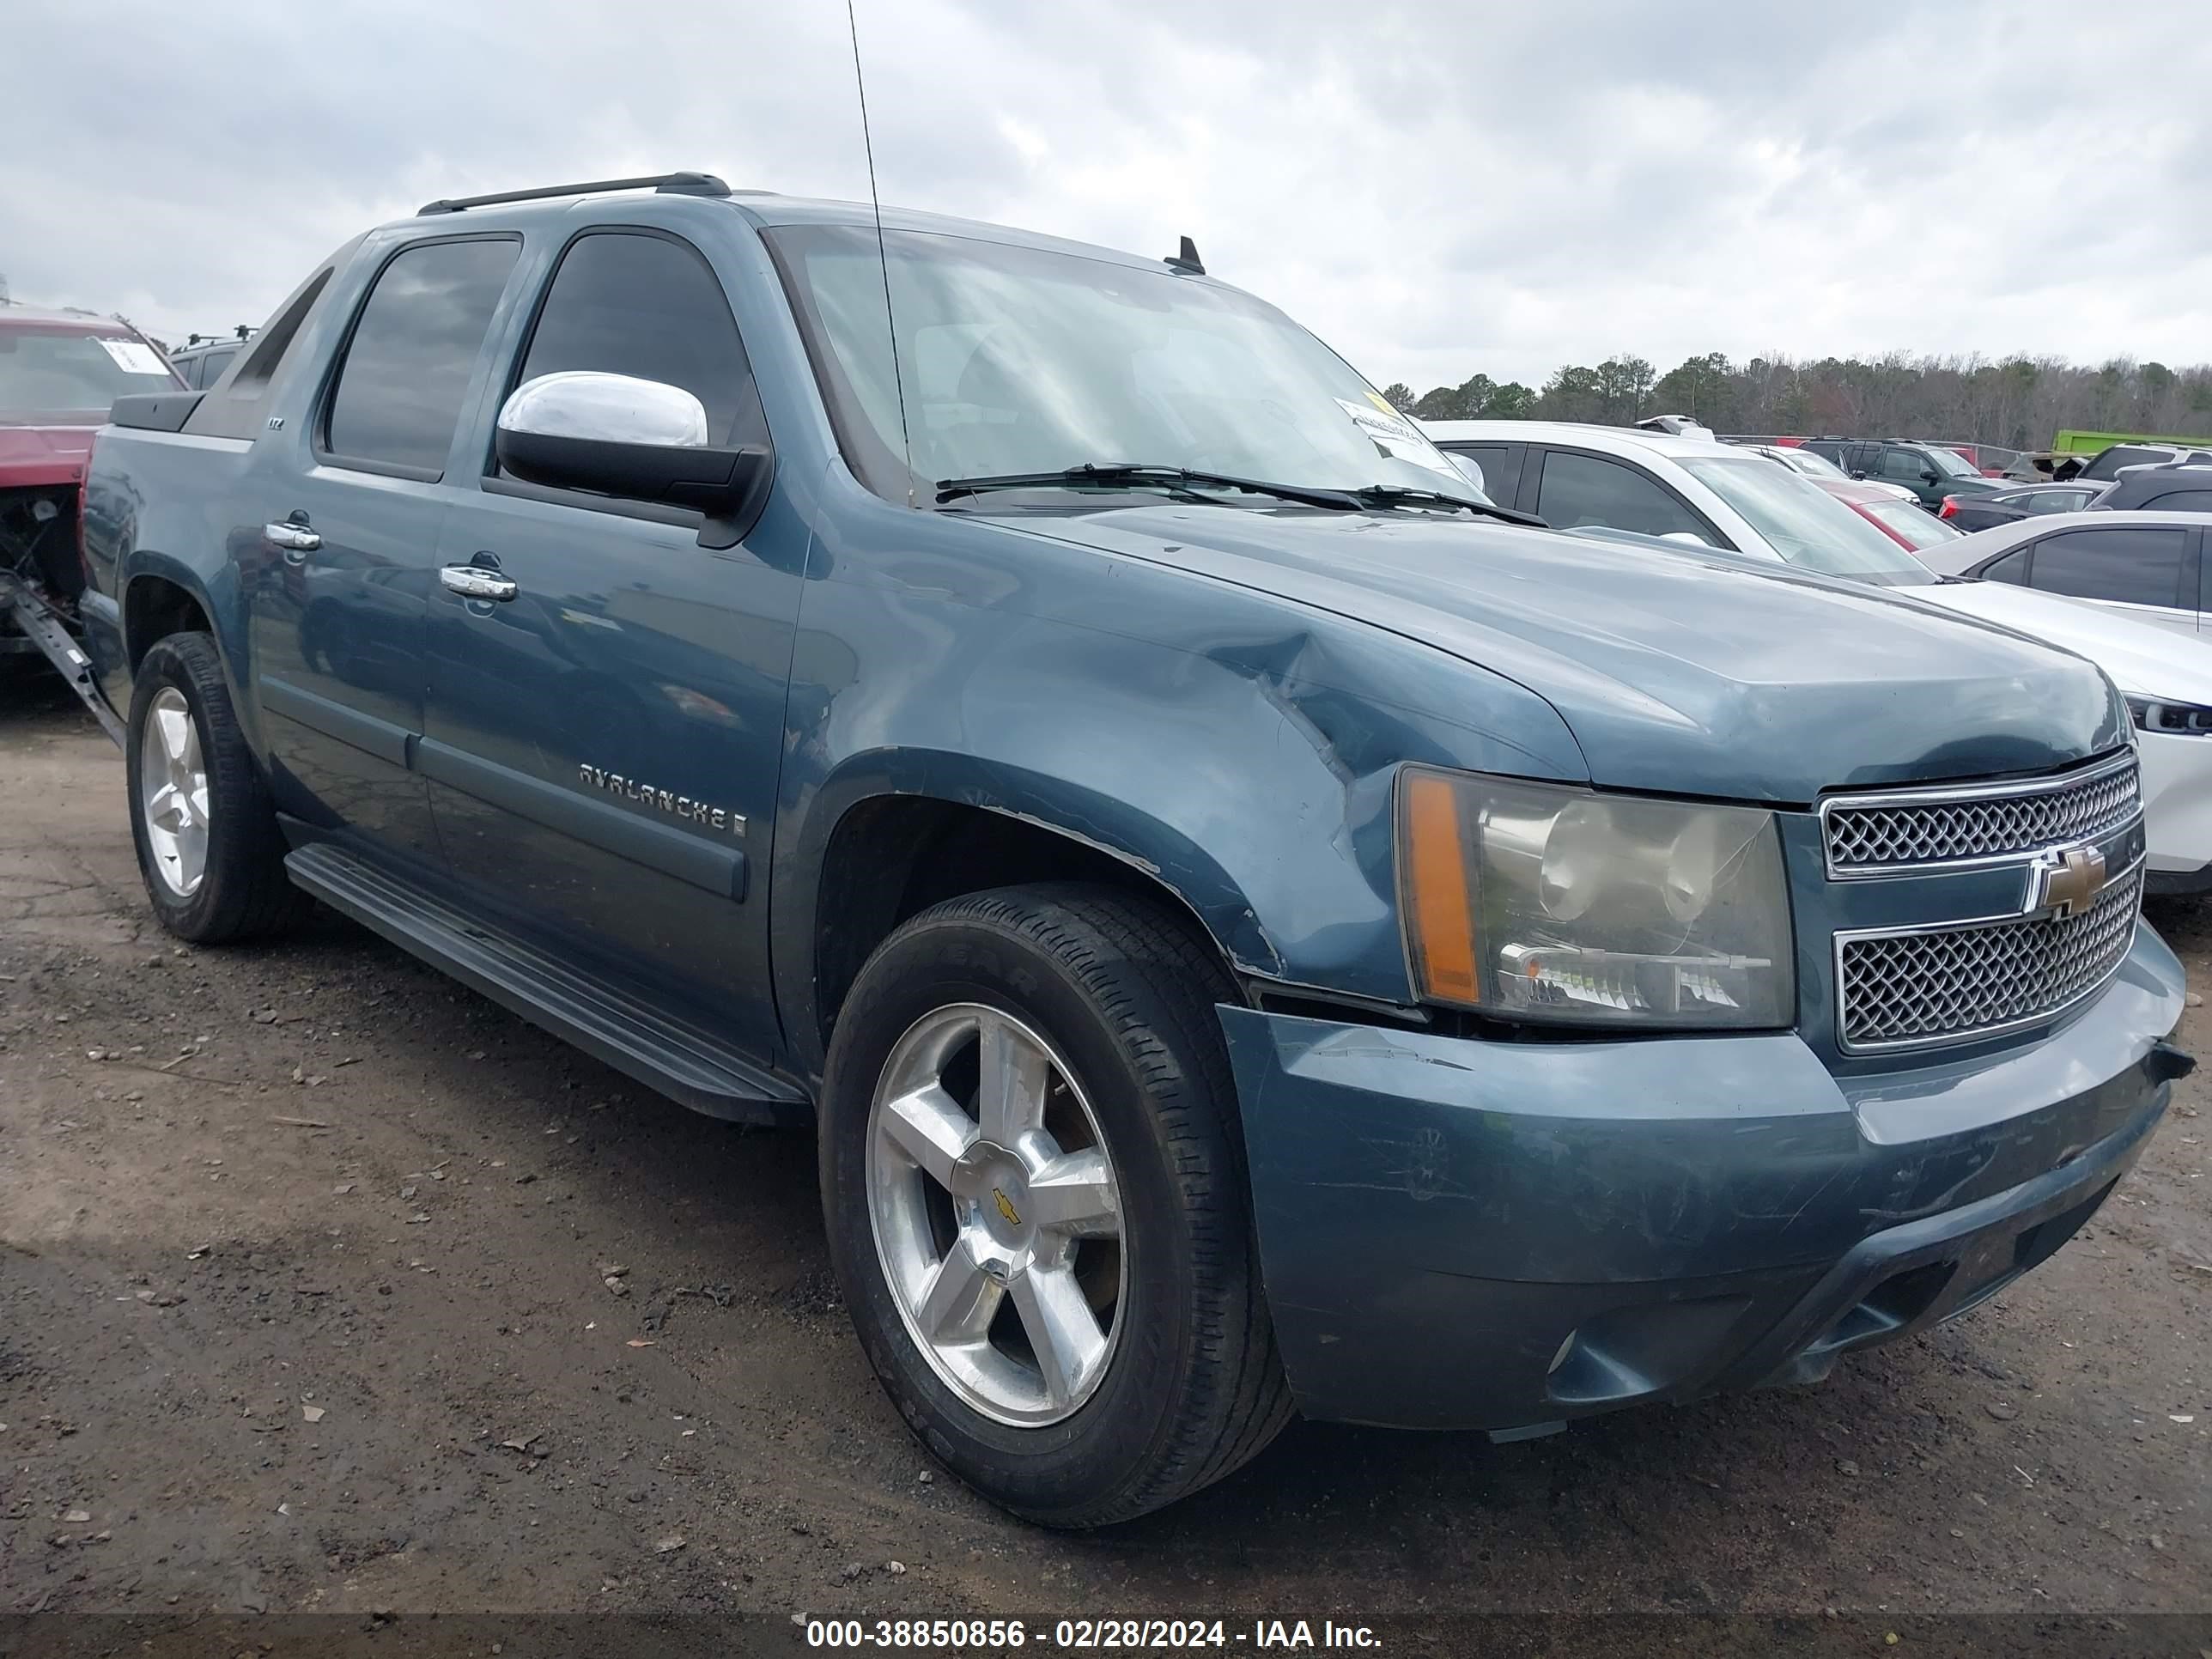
110, 391, 206, 433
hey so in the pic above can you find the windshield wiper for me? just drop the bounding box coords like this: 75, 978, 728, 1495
936, 464, 1549, 527
1348, 483, 1546, 527
936, 464, 1360, 511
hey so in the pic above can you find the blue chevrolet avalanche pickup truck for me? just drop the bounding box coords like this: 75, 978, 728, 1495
76, 172, 2189, 1526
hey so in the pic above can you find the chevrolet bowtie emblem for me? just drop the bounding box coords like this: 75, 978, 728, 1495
2027, 843, 2108, 918
993, 1189, 1023, 1228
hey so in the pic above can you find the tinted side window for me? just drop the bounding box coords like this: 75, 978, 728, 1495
2080, 446, 2164, 482
1979, 548, 2032, 584
325, 238, 520, 475
1441, 444, 1522, 506
510, 231, 767, 451
198, 346, 238, 386
2144, 491, 2212, 513
2028, 527, 2188, 607
1878, 447, 1926, 482
1534, 451, 1711, 540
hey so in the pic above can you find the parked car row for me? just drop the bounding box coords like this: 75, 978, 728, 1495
1796, 437, 2012, 511
34, 174, 2203, 1527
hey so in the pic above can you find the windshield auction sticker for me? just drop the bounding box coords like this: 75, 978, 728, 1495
96, 337, 174, 375
1334, 396, 1460, 478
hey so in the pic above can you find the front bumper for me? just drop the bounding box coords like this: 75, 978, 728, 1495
1221, 927, 2187, 1434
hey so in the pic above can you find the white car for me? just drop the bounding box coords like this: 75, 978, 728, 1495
1422, 419, 2212, 895
1911, 510, 2211, 638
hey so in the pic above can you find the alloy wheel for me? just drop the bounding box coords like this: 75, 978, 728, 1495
866, 1003, 1126, 1426
138, 687, 210, 898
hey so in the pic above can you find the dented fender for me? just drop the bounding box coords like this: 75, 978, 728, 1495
769, 477, 1590, 1070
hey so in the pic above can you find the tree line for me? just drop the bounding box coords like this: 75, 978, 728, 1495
1380, 353, 2212, 450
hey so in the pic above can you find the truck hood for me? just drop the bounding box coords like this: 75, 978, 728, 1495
1003, 506, 2124, 802
1908, 578, 2212, 702
0, 422, 98, 490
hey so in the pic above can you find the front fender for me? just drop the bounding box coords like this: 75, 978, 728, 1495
771, 491, 1592, 1066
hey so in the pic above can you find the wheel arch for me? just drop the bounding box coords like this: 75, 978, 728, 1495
122, 561, 219, 672
781, 757, 1279, 1079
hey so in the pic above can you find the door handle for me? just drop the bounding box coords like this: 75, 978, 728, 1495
441, 564, 519, 602
264, 521, 321, 555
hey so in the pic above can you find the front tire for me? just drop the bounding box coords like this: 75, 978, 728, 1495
820, 884, 1291, 1526
126, 632, 306, 943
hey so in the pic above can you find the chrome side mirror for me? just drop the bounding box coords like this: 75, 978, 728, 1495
495, 371, 770, 549
497, 370, 709, 448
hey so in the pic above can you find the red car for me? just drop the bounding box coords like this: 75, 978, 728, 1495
2, 305, 184, 647
1808, 477, 1967, 555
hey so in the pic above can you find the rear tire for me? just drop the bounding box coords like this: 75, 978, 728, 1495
126, 632, 307, 943
820, 883, 1292, 1527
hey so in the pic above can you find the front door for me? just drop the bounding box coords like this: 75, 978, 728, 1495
245, 234, 522, 869
420, 227, 800, 1063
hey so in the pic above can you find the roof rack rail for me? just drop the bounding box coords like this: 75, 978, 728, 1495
417, 172, 732, 216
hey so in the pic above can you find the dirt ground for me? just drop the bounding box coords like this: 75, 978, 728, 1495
3, 678, 2209, 1647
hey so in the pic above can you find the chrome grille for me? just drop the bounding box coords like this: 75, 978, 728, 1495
1837, 864, 2142, 1051
1823, 756, 2140, 878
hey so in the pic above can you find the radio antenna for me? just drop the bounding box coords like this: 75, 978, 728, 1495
846, 0, 915, 506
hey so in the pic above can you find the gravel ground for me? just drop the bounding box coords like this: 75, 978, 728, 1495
3, 680, 2208, 1649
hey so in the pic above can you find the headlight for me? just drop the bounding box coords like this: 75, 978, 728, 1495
1397, 767, 1795, 1029
2126, 695, 2212, 737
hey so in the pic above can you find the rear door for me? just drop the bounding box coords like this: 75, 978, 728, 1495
419, 223, 800, 1063
2016, 524, 2199, 635
243, 234, 523, 869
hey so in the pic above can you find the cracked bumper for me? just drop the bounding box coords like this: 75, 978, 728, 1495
1220, 927, 2188, 1433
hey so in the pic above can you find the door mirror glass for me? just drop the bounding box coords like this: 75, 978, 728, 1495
495, 370, 770, 547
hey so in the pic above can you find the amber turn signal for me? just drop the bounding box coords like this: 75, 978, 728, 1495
1401, 768, 1480, 1006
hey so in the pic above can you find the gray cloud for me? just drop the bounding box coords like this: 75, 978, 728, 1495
4, 0, 2208, 395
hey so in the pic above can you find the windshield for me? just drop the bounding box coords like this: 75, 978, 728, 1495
1774, 446, 1847, 480
0, 325, 179, 419
765, 224, 1467, 504
1680, 457, 1933, 585
1862, 499, 1961, 551
1922, 446, 1978, 479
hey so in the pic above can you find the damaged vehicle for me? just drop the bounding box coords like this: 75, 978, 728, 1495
77, 175, 2190, 1526
0, 304, 182, 684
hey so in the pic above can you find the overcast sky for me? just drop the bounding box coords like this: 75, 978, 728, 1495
7, 0, 2209, 393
